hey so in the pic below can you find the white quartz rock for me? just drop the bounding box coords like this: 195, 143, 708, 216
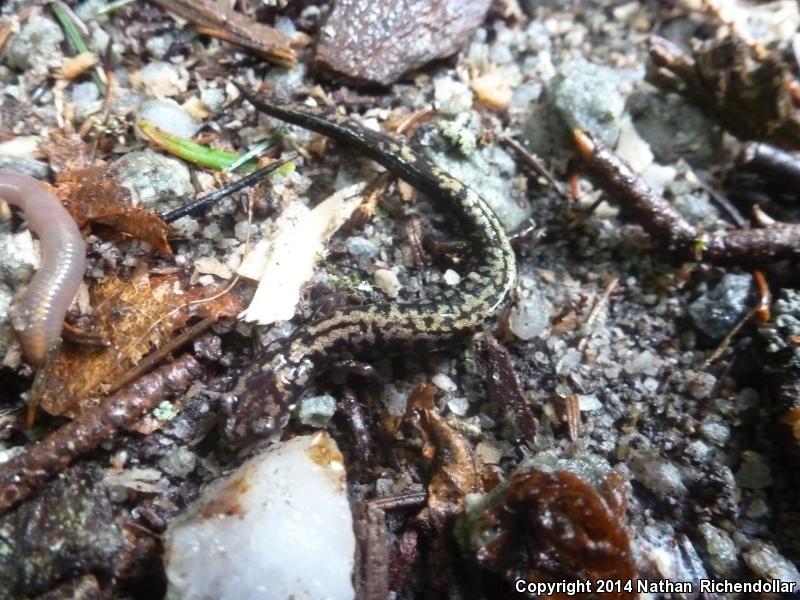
164, 433, 355, 600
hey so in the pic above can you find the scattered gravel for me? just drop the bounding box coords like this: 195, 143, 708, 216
1, 0, 798, 596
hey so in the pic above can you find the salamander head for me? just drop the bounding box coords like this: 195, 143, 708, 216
223, 358, 314, 445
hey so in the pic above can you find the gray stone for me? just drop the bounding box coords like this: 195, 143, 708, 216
688, 372, 717, 400
110, 149, 193, 207
688, 274, 753, 341
550, 58, 628, 145
145, 35, 175, 60
138, 99, 201, 139
735, 451, 772, 489
345, 236, 378, 270
427, 144, 531, 231
374, 269, 402, 298
520, 449, 611, 488
0, 282, 13, 359
629, 450, 687, 497
507, 291, 551, 340
744, 542, 800, 587
264, 63, 308, 101
699, 417, 731, 446
629, 91, 722, 167
3, 15, 64, 73
522, 0, 578, 12
698, 522, 738, 576
0, 156, 50, 180
314, 0, 491, 87
297, 394, 337, 427
72, 81, 102, 120
200, 88, 227, 113
524, 58, 628, 157
159, 447, 197, 478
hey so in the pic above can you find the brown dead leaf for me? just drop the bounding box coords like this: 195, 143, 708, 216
148, 0, 296, 68
40, 130, 92, 173
406, 384, 479, 529
57, 167, 173, 256
38, 268, 245, 418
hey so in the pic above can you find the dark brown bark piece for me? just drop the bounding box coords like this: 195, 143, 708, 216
314, 0, 491, 87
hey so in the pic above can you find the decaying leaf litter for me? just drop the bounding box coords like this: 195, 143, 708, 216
0, 0, 800, 597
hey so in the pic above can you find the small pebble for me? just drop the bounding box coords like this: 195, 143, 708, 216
297, 394, 337, 427
629, 451, 687, 497
622, 350, 660, 376
577, 393, 601, 411
138, 61, 183, 97
374, 269, 402, 298
447, 396, 469, 416
699, 417, 730, 446
735, 451, 772, 489
71, 81, 102, 120
443, 269, 461, 286
4, 15, 64, 73
474, 440, 502, 465
507, 292, 551, 341
688, 372, 717, 400
697, 522, 738, 576
688, 274, 753, 342
138, 99, 202, 139
110, 149, 193, 207
0, 156, 50, 179
432, 373, 458, 393
520, 449, 611, 488
744, 542, 800, 587
159, 447, 197, 478
345, 236, 378, 270
200, 88, 226, 113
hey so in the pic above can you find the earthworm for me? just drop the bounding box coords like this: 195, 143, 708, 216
0, 170, 86, 366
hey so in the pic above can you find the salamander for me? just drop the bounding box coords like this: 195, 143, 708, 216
225, 87, 517, 444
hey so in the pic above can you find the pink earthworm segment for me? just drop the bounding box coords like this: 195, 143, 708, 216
0, 170, 86, 366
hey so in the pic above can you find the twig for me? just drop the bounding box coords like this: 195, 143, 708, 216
695, 177, 748, 229
753, 270, 772, 324
368, 491, 427, 511
106, 317, 214, 395
577, 277, 619, 352
573, 130, 800, 265
160, 154, 296, 222
394, 105, 435, 135
147, 0, 295, 68
501, 135, 567, 198
701, 306, 758, 371
0, 354, 201, 514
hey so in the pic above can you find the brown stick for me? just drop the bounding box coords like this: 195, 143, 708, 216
573, 130, 800, 265
0, 354, 201, 514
